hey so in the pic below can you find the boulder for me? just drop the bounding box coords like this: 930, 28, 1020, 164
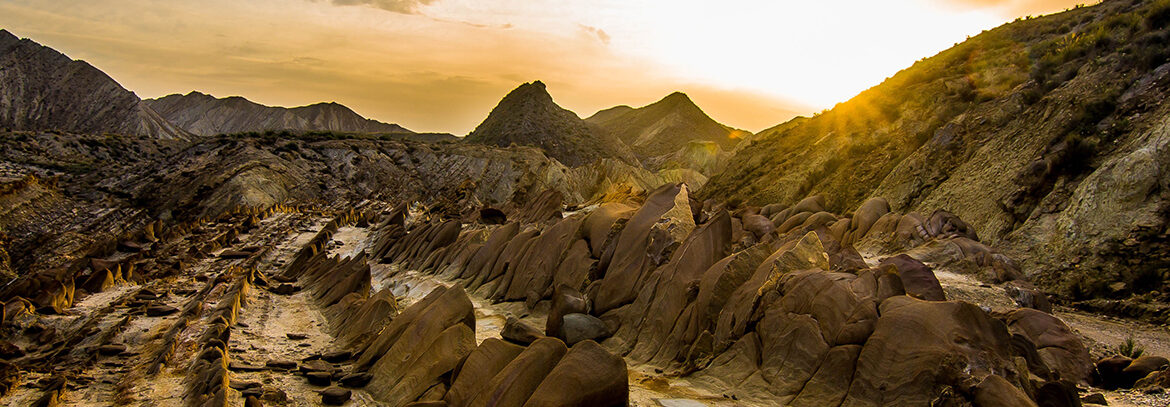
973, 374, 1038, 407
546, 285, 588, 337
523, 340, 628, 407
146, 304, 179, 316
468, 337, 567, 407
559, 313, 612, 346
321, 387, 351, 405
1004, 281, 1053, 313
842, 296, 1019, 406
878, 255, 945, 301
339, 372, 373, 388
446, 338, 525, 407
1004, 308, 1092, 383
1122, 356, 1170, 388
502, 317, 544, 345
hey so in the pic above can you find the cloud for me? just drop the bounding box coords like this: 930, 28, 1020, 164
939, 0, 1087, 16
579, 24, 610, 45
328, 0, 438, 14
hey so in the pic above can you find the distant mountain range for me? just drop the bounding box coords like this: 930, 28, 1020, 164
0, 29, 190, 140
144, 92, 412, 136
0, 29, 413, 139
0, 28, 748, 172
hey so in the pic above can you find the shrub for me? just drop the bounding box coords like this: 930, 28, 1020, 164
1117, 336, 1145, 358
1146, 0, 1170, 30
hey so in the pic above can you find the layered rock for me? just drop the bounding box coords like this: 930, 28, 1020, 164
375, 186, 1101, 406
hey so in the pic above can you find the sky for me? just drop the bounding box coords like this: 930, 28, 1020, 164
0, 0, 1089, 134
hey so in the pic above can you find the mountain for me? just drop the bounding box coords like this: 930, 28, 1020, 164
702, 0, 1170, 303
464, 81, 637, 167
144, 91, 412, 136
0, 29, 189, 140
586, 92, 748, 159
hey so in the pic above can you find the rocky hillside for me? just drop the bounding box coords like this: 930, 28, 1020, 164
586, 92, 748, 160
145, 92, 412, 136
465, 81, 637, 167
702, 0, 1170, 305
0, 30, 189, 140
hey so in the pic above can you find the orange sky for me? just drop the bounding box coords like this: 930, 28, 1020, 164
0, 0, 1090, 134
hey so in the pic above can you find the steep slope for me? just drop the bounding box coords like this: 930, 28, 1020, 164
0, 29, 189, 140
586, 92, 748, 159
702, 0, 1170, 303
464, 81, 637, 167
144, 91, 411, 136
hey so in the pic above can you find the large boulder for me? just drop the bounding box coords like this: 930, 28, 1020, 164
1004, 308, 1093, 384
842, 296, 1021, 406
878, 255, 945, 301
467, 338, 568, 407
523, 340, 628, 407
445, 338, 524, 407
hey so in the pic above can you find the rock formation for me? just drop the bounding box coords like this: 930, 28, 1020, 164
0, 30, 189, 140
587, 92, 748, 164
465, 81, 638, 167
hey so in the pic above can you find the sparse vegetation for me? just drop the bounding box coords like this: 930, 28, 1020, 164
1117, 335, 1146, 358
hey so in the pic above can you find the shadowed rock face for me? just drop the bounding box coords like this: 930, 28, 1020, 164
0, 30, 189, 140
144, 92, 413, 136
465, 81, 637, 167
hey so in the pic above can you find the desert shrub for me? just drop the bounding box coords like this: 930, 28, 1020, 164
1117, 336, 1145, 358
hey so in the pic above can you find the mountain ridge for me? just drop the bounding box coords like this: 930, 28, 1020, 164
464, 80, 638, 167
0, 29, 190, 140
145, 91, 412, 136
586, 91, 748, 160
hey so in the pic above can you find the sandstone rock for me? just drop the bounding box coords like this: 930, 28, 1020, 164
306, 371, 332, 386
592, 183, 689, 314
265, 359, 297, 371
1081, 392, 1107, 405
363, 285, 476, 405
468, 337, 567, 407
878, 255, 945, 301
973, 374, 1038, 407
1122, 356, 1170, 388
1005, 281, 1053, 313
842, 296, 1019, 406
1095, 355, 1133, 389
523, 340, 628, 407
321, 387, 351, 405
559, 313, 612, 346
446, 338, 525, 407
96, 344, 126, 356
502, 316, 544, 345
340, 372, 372, 388
145, 304, 179, 316
546, 285, 588, 337
1004, 308, 1093, 383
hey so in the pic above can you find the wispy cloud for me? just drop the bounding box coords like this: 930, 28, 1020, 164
328, 0, 438, 14
579, 24, 610, 45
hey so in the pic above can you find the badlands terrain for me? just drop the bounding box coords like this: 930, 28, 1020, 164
3, 0, 1170, 406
